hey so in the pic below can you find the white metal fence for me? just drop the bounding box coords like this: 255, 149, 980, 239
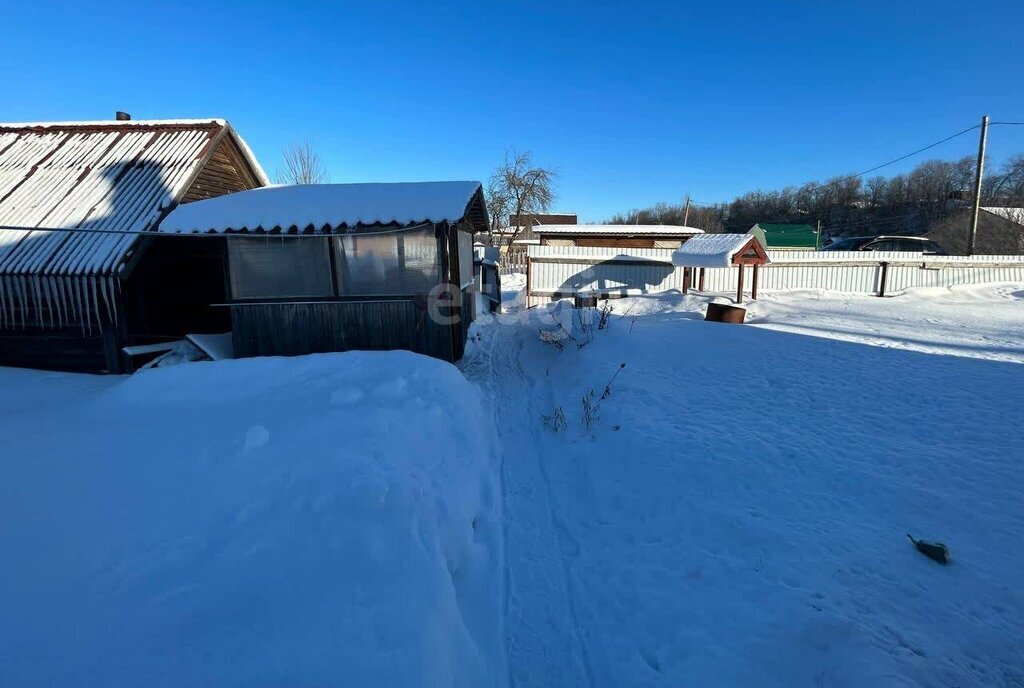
524, 245, 1024, 307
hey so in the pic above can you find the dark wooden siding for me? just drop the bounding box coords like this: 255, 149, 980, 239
230, 299, 456, 361
577, 236, 655, 248
179, 136, 262, 203
0, 328, 109, 372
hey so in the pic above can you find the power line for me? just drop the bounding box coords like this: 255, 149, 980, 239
681, 122, 983, 208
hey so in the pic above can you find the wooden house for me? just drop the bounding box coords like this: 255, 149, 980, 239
158, 181, 489, 363
503, 213, 577, 243
0, 117, 267, 372
536, 224, 704, 249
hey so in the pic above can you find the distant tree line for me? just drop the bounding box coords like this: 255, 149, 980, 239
607, 154, 1024, 241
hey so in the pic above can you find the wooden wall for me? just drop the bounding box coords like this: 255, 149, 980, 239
0, 328, 110, 372
577, 236, 657, 248
0, 132, 263, 374
231, 299, 458, 362
179, 136, 262, 203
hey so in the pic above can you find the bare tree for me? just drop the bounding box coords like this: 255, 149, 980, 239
484, 178, 512, 239
487, 149, 557, 245
276, 141, 329, 185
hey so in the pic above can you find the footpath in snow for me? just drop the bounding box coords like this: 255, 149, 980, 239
462, 282, 1024, 687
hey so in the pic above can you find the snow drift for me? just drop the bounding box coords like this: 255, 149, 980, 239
0, 352, 504, 687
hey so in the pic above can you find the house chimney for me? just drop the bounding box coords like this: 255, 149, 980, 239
115, 111, 131, 121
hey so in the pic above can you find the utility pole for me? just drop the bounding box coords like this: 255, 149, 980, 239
815, 219, 822, 250
967, 115, 989, 255
683, 195, 691, 226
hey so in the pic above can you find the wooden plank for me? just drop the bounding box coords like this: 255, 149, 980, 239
229, 298, 455, 361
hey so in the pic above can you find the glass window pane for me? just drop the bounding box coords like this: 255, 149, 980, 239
402, 229, 441, 292
334, 227, 440, 295
458, 230, 474, 289
228, 237, 333, 299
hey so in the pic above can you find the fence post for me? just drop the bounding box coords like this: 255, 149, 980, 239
525, 251, 532, 306
878, 261, 889, 297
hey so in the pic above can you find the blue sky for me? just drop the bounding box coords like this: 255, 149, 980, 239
4, 0, 1023, 221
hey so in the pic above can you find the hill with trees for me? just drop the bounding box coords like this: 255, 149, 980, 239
608, 154, 1024, 244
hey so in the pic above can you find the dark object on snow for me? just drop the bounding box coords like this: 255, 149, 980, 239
705, 303, 746, 324
907, 534, 950, 565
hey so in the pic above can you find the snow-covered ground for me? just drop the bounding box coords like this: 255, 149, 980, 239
2, 280, 1022, 687
463, 280, 1024, 687
0, 353, 504, 687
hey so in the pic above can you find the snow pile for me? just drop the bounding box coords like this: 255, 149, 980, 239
160, 181, 482, 233
0, 352, 504, 686
671, 233, 755, 267
467, 282, 1024, 686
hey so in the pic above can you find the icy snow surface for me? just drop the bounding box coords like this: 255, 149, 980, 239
671, 233, 757, 267
461, 282, 1024, 687
0, 352, 504, 687
159, 181, 482, 233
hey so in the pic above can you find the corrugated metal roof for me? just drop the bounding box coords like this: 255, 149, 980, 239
981, 207, 1024, 226
0, 119, 267, 330
159, 181, 487, 235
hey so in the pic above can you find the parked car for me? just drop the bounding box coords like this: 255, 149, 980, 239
821, 235, 946, 254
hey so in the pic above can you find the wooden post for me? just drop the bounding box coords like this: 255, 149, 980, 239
752, 263, 760, 300
736, 263, 744, 304
682, 267, 690, 294
699, 267, 705, 291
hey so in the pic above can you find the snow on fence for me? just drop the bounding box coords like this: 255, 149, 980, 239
525, 245, 1024, 307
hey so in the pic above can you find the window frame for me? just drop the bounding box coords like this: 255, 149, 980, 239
226, 235, 335, 301
226, 224, 447, 304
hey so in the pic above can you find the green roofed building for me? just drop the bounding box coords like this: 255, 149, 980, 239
748, 222, 820, 249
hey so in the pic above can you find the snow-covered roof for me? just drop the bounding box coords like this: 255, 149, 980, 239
3, 118, 235, 130
981, 207, 1024, 226
671, 233, 761, 268
159, 181, 488, 234
0, 118, 267, 279
535, 224, 705, 236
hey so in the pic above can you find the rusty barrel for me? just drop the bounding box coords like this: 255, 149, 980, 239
705, 302, 746, 324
